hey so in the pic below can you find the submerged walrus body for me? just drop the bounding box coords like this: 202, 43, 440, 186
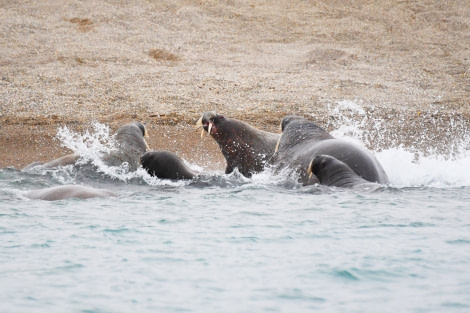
25, 185, 116, 201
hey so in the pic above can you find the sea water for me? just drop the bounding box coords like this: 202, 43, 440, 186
1, 102, 470, 313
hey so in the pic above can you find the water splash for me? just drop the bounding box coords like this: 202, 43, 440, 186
53, 112, 470, 188
377, 147, 470, 188
56, 122, 117, 164
55, 123, 142, 182
326, 100, 470, 188
54, 122, 205, 184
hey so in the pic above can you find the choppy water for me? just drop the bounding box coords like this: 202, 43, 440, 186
1, 103, 470, 312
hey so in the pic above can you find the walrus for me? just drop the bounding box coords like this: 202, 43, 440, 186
308, 155, 383, 189
140, 150, 197, 180
101, 122, 150, 171
22, 122, 150, 171
272, 116, 389, 185
25, 185, 117, 201
196, 111, 280, 177
21, 154, 80, 171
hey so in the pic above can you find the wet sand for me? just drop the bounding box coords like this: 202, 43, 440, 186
1, 1, 468, 169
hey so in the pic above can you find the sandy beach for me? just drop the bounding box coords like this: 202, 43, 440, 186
0, 0, 468, 169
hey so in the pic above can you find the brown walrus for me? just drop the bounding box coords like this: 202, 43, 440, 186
196, 111, 280, 177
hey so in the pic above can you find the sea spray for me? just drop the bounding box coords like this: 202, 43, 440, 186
52, 109, 470, 188
326, 100, 470, 188
54, 122, 201, 185
55, 122, 117, 164
55, 123, 141, 182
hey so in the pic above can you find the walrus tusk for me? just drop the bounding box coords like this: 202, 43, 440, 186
200, 122, 213, 138
196, 116, 206, 138
141, 126, 150, 150
274, 137, 281, 152
195, 116, 213, 138
144, 139, 150, 151
307, 159, 313, 179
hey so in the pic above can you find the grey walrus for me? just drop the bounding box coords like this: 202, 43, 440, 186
22, 122, 150, 171
196, 111, 280, 177
271, 116, 389, 185
102, 122, 150, 171
308, 155, 383, 189
25, 185, 116, 201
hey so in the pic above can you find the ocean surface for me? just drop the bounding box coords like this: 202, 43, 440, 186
1, 103, 470, 313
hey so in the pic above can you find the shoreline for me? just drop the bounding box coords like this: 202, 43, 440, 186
1, 107, 468, 169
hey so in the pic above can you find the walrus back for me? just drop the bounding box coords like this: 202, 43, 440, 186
26, 185, 116, 201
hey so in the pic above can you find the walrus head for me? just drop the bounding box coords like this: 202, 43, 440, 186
307, 155, 330, 181
279, 115, 306, 132
307, 154, 382, 188
102, 122, 151, 171
140, 150, 196, 180
307, 154, 347, 186
195, 111, 225, 138
135, 122, 149, 139
114, 122, 150, 151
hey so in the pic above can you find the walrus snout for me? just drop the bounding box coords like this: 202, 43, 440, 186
196, 111, 223, 138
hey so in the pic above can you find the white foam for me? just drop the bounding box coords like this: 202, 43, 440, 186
328, 100, 470, 188
333, 99, 366, 116
55, 123, 143, 182
56, 122, 117, 164
54, 111, 470, 188
377, 148, 470, 188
